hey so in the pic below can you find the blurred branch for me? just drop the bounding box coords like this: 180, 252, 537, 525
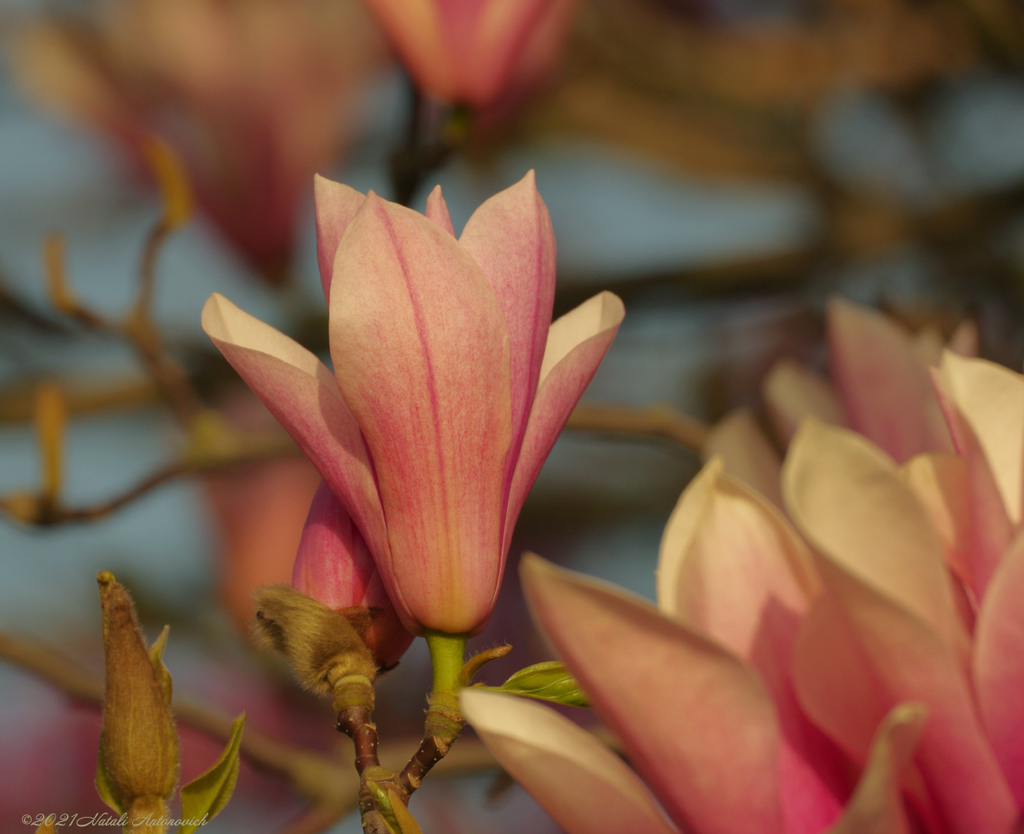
0, 629, 503, 834
566, 402, 710, 452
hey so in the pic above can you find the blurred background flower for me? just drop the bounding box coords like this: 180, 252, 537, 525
3, 0, 1024, 830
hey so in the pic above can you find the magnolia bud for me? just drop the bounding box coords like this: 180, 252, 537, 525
253, 585, 378, 696
97, 571, 179, 820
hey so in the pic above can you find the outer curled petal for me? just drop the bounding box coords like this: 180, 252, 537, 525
504, 291, 624, 550
328, 193, 511, 634
460, 689, 677, 834
292, 480, 413, 668
313, 174, 365, 303
522, 554, 786, 834
201, 293, 387, 562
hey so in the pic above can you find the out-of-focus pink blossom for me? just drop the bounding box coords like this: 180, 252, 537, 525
202, 172, 623, 636
363, 0, 578, 107
463, 356, 1024, 833
707, 298, 977, 502
13, 0, 383, 280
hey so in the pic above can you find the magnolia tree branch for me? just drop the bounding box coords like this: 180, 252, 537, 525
1, 402, 710, 528
0, 629, 499, 831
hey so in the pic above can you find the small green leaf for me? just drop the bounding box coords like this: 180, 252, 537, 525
148, 625, 173, 704
490, 661, 590, 707
388, 789, 424, 834
367, 781, 401, 834
94, 744, 124, 814
178, 712, 245, 834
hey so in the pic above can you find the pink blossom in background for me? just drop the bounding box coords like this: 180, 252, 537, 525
363, 0, 578, 107
707, 297, 978, 503
13, 0, 384, 280
203, 172, 623, 636
463, 353, 1024, 833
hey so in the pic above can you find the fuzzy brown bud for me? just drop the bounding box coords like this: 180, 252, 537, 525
97, 571, 179, 817
253, 585, 377, 695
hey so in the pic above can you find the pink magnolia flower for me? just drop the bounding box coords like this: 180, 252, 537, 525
363, 0, 578, 107
706, 298, 977, 503
202, 172, 624, 635
13, 0, 383, 279
463, 355, 1024, 833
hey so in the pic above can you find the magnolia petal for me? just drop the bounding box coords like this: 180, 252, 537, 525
702, 409, 784, 508
313, 175, 365, 302
828, 298, 950, 462
503, 292, 624, 553
460, 689, 677, 834
200, 293, 387, 559
793, 558, 1018, 834
460, 171, 556, 472
328, 193, 511, 634
948, 319, 979, 358
424, 185, 454, 236
658, 462, 844, 833
363, 0, 455, 101
292, 481, 413, 668
932, 362, 1015, 595
935, 351, 1024, 525
973, 531, 1024, 804
784, 420, 962, 650
899, 454, 977, 611
522, 554, 786, 834
762, 359, 845, 446
826, 703, 927, 834
443, 0, 554, 105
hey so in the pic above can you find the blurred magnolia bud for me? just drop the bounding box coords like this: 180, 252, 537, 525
96, 571, 179, 820
253, 585, 378, 696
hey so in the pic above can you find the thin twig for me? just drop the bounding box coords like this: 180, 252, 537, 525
565, 402, 711, 452
0, 629, 502, 831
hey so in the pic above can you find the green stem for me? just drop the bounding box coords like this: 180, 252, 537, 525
424, 630, 467, 694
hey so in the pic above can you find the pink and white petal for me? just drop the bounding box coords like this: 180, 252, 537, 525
444, 0, 553, 105
793, 558, 1018, 834
932, 364, 1015, 596
912, 326, 945, 368
973, 531, 1024, 804
328, 194, 511, 635
899, 453, 976, 603
784, 420, 964, 650
702, 409, 784, 508
313, 175, 365, 303
201, 293, 387, 558
947, 319, 979, 358
762, 359, 845, 446
460, 689, 677, 834
935, 352, 1024, 525
522, 554, 786, 834
828, 298, 951, 462
459, 170, 556, 466
503, 292, 624, 552
292, 481, 413, 667
362, 0, 456, 101
424, 185, 454, 236
659, 463, 843, 833
826, 703, 928, 834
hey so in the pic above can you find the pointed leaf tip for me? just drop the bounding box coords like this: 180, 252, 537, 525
491, 660, 590, 707
179, 712, 246, 834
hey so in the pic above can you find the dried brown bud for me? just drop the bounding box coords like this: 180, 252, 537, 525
97, 571, 179, 815
254, 585, 377, 695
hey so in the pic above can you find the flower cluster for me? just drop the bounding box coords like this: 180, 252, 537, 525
464, 350, 1024, 834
